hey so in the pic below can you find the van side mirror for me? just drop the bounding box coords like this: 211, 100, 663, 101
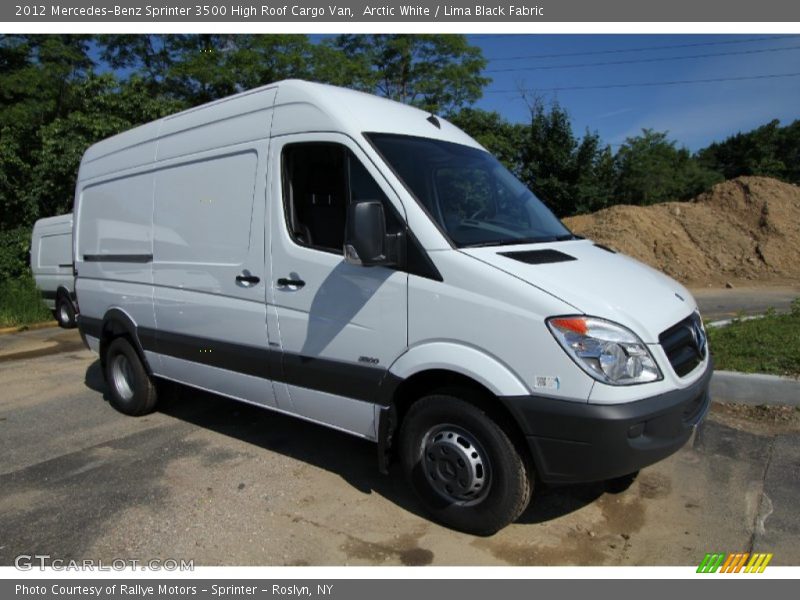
344, 200, 392, 266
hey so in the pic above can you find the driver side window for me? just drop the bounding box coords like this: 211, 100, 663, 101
282, 142, 401, 254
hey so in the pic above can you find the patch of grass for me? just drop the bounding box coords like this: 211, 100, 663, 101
0, 276, 54, 328
707, 298, 800, 377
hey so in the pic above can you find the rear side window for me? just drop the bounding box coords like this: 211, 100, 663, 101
282, 143, 401, 254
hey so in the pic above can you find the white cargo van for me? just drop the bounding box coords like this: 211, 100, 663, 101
74, 80, 711, 534
30, 213, 77, 328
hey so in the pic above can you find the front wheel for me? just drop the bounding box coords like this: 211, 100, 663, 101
399, 394, 532, 535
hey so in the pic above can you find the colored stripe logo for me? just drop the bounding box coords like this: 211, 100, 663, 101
697, 552, 773, 573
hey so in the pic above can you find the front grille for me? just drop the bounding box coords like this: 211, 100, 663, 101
659, 313, 707, 377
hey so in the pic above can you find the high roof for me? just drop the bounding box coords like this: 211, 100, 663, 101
271, 79, 483, 149
79, 79, 483, 180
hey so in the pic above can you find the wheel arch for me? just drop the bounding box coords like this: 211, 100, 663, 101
383, 343, 535, 472
388, 341, 530, 398
98, 308, 153, 375
55, 285, 72, 300
391, 369, 523, 432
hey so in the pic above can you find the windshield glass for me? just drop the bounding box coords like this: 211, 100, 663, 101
366, 133, 574, 248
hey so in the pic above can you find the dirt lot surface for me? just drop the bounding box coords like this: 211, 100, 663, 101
564, 176, 800, 288
1, 328, 798, 566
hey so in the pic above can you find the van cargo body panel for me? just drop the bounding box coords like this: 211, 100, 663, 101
78, 121, 160, 181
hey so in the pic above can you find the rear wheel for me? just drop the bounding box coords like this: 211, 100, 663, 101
55, 293, 76, 328
399, 394, 532, 535
104, 337, 158, 416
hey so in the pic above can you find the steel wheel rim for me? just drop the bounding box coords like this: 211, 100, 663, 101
422, 424, 492, 505
111, 354, 135, 401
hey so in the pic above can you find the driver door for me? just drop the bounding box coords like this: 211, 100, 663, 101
267, 133, 408, 440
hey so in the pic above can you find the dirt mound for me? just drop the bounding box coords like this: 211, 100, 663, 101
564, 176, 800, 286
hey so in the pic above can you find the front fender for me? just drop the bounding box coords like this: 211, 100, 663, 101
388, 341, 530, 397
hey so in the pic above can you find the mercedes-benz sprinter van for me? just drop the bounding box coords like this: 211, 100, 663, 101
74, 80, 711, 534
30, 213, 77, 328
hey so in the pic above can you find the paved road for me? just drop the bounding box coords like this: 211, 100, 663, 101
692, 285, 799, 320
0, 328, 797, 566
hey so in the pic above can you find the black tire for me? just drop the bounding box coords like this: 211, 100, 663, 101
104, 337, 158, 416
399, 394, 532, 535
55, 293, 77, 329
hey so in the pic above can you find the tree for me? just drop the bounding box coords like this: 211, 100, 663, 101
519, 98, 576, 215
165, 34, 319, 103
25, 75, 183, 221
0, 35, 181, 279
0, 34, 95, 233
573, 131, 616, 214
328, 34, 489, 115
615, 129, 721, 205
99, 35, 324, 104
99, 34, 177, 88
515, 99, 616, 216
697, 119, 800, 184
448, 108, 526, 176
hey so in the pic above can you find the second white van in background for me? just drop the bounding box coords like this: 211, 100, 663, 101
30, 213, 77, 328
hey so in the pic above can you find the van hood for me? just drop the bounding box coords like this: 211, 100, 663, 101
460, 239, 696, 343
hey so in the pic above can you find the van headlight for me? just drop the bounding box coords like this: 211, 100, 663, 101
546, 316, 662, 385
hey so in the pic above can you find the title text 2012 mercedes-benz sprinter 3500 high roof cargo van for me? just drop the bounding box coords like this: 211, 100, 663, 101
74, 80, 711, 534
30, 213, 78, 328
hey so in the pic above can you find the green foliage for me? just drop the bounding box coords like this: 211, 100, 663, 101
165, 34, 318, 103
2, 32, 799, 294
329, 34, 489, 114
0, 227, 33, 281
26, 75, 185, 219
454, 101, 725, 217
697, 119, 800, 185
707, 306, 800, 377
0, 128, 34, 228
614, 129, 723, 205
510, 100, 617, 216
448, 108, 527, 176
0, 275, 53, 328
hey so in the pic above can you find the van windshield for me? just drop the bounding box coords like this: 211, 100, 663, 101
366, 133, 575, 248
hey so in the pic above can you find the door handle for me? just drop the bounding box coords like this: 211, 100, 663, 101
235, 273, 261, 285
277, 277, 305, 288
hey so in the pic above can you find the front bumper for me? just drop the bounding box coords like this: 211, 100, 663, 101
503, 358, 713, 484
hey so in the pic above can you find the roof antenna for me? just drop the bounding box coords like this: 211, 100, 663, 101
427, 114, 441, 129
